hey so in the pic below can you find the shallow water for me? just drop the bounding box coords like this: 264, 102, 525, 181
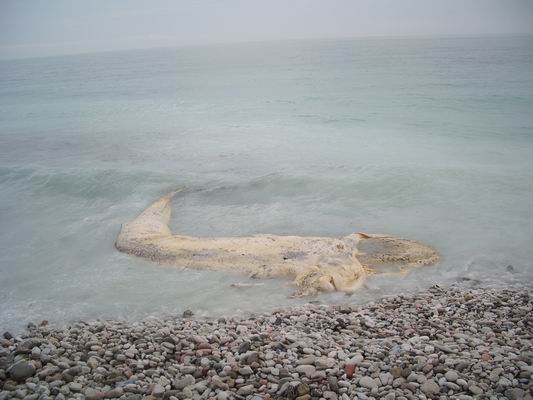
1, 35, 533, 331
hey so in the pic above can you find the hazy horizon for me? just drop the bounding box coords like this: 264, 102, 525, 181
1, 0, 533, 60
3, 32, 533, 62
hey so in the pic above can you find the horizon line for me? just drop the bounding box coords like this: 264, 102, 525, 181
1, 31, 532, 63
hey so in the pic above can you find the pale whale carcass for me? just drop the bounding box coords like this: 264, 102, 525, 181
115, 190, 438, 296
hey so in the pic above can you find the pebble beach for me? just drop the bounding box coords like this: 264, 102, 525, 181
1, 285, 531, 400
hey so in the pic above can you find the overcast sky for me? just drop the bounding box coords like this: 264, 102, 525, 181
1, 0, 533, 60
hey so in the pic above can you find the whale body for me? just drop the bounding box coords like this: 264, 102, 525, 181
115, 191, 438, 296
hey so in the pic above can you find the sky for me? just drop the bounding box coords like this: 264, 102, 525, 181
1, 0, 533, 60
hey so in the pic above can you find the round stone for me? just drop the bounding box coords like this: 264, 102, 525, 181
420, 380, 440, 395
295, 365, 316, 377
359, 376, 377, 390
8, 361, 36, 382
445, 370, 458, 382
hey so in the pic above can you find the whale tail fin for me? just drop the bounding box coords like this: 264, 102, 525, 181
116, 190, 183, 254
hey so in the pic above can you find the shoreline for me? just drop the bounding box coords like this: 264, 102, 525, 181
1, 285, 532, 399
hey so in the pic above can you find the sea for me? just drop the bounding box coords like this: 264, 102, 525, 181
1, 35, 532, 331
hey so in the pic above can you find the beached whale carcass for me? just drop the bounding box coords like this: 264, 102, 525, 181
115, 190, 438, 296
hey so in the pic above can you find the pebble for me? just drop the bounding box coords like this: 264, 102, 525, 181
174, 375, 195, 389
236, 384, 255, 395
295, 364, 316, 377
217, 392, 229, 400
359, 376, 377, 389
420, 379, 440, 395
239, 366, 253, 376
8, 361, 36, 382
151, 384, 165, 396
444, 370, 458, 382
211, 376, 228, 390
69, 382, 82, 392
469, 385, 484, 395
0, 285, 530, 400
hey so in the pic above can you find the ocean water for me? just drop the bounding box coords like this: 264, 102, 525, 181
1, 35, 533, 331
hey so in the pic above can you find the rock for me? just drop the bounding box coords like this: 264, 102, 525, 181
8, 361, 36, 382
359, 376, 377, 389
30, 347, 41, 359
324, 391, 338, 400
104, 388, 123, 398
174, 375, 195, 389
379, 372, 393, 386
245, 351, 259, 364
159, 376, 171, 387
151, 384, 165, 396
328, 376, 339, 392
295, 365, 316, 377
183, 387, 193, 398
297, 356, 316, 365
239, 366, 253, 376
469, 385, 483, 395
349, 355, 364, 364
444, 382, 460, 391
489, 367, 503, 382
84, 388, 103, 400
217, 392, 229, 400
363, 318, 375, 328
180, 366, 197, 374
87, 357, 99, 369
345, 364, 356, 379
239, 341, 251, 353
444, 370, 458, 382
182, 309, 194, 318
504, 388, 525, 400
297, 383, 310, 395
390, 367, 402, 378
211, 376, 229, 390
316, 356, 335, 369
237, 385, 255, 396
420, 380, 440, 395
69, 382, 82, 392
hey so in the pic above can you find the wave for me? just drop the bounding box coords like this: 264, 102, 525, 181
0, 165, 178, 200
